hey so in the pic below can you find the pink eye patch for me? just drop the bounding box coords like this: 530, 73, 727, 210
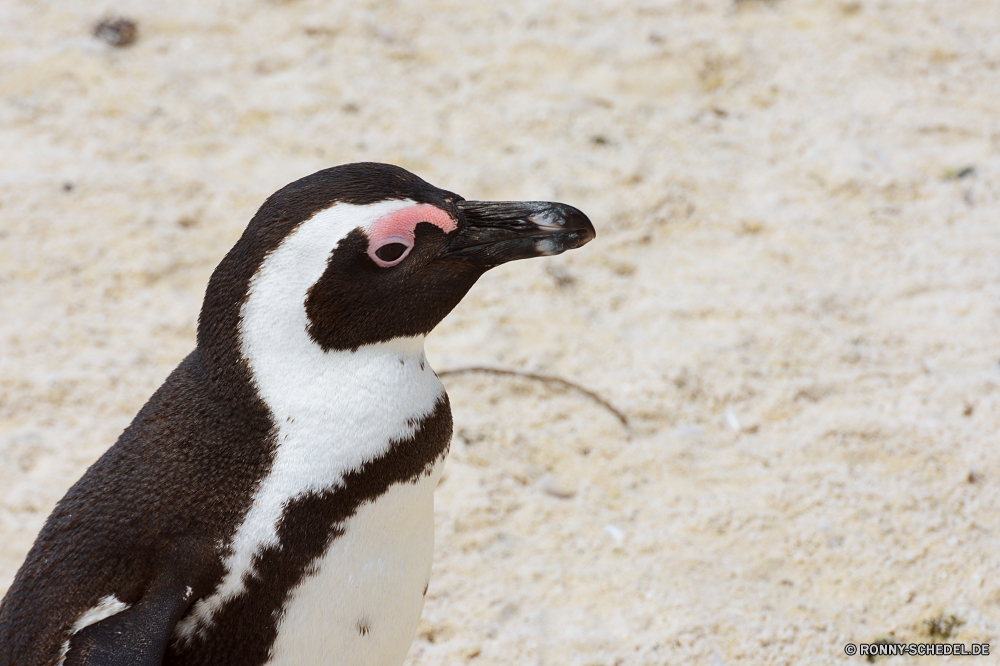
366, 204, 457, 267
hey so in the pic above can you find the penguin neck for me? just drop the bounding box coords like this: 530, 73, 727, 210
241, 317, 437, 432
239, 301, 445, 475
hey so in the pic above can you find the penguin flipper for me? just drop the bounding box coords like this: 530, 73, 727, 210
63, 582, 190, 666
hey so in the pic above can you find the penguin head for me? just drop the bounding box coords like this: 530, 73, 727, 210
201, 163, 595, 355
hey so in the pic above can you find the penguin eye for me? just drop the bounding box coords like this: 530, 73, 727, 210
375, 243, 408, 263
368, 236, 414, 268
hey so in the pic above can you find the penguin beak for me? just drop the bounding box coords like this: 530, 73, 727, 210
440, 201, 596, 268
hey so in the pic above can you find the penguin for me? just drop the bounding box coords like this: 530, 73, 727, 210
0, 163, 595, 666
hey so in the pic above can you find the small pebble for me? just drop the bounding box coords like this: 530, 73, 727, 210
94, 16, 139, 47
724, 409, 741, 432
672, 424, 704, 439
539, 474, 576, 499
603, 524, 625, 544
942, 165, 976, 181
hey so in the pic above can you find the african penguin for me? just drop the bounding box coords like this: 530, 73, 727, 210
0, 162, 595, 666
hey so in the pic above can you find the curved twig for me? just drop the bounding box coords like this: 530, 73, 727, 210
437, 366, 630, 430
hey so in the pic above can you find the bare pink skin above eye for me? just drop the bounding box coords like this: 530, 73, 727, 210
368, 204, 457, 245
366, 204, 458, 267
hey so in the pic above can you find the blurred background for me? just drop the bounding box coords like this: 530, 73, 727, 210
1, 0, 999, 663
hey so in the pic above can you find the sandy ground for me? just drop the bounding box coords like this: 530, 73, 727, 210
2, 0, 999, 663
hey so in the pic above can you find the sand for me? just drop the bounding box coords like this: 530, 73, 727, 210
2, 0, 998, 663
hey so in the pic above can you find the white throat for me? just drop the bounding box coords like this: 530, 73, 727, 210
175, 200, 447, 643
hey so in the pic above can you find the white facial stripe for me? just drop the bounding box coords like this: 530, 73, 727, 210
175, 200, 447, 643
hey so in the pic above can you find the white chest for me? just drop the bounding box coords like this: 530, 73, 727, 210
267, 458, 444, 666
